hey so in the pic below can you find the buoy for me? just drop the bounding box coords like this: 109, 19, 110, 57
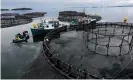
33, 23, 37, 28
124, 17, 127, 23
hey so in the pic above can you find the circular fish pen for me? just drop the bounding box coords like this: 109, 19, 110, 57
85, 23, 133, 56
42, 22, 133, 79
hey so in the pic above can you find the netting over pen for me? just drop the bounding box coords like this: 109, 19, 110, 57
84, 22, 133, 56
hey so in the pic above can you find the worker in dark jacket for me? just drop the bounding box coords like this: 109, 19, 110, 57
22, 31, 29, 41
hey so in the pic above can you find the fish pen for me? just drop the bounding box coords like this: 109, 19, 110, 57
84, 22, 133, 56
1, 18, 32, 28
1, 13, 33, 28
42, 22, 133, 79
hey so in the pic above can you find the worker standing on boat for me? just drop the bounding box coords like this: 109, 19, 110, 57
15, 33, 23, 40
22, 31, 30, 41
15, 34, 21, 40
33, 23, 37, 29
124, 17, 127, 23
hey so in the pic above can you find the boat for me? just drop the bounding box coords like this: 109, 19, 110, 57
12, 39, 28, 43
31, 19, 60, 36
13, 31, 30, 43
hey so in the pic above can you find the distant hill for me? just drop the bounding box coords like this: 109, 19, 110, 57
11, 8, 32, 10
23, 12, 47, 18
108, 4, 133, 8
1, 9, 9, 11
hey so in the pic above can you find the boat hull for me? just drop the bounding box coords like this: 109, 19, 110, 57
32, 35, 46, 42
30, 28, 52, 36
13, 39, 27, 43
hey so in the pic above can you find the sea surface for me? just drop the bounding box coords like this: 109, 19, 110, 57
1, 7, 133, 22
1, 7, 133, 79
1, 18, 46, 79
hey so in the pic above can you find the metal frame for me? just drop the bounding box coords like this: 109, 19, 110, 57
43, 22, 133, 79
84, 22, 133, 56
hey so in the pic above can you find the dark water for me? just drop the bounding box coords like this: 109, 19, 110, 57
1, 7, 133, 79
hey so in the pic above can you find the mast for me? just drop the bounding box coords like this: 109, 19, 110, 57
83, 8, 86, 14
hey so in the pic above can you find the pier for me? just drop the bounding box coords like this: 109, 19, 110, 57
42, 22, 133, 79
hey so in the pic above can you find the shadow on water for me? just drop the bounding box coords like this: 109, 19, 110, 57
32, 34, 46, 42
99, 63, 123, 78
99, 62, 133, 79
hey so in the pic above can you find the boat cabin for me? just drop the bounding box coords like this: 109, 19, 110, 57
37, 20, 59, 29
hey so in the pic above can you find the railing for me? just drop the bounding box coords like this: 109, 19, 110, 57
44, 17, 58, 21
42, 22, 133, 79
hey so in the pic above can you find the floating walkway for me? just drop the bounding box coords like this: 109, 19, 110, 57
42, 22, 133, 79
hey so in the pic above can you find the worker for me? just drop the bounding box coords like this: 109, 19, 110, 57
22, 31, 28, 37
124, 17, 127, 23
15, 33, 21, 40
33, 23, 37, 29
22, 31, 29, 41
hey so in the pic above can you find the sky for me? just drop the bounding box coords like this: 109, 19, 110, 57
1, 0, 133, 9
1, 0, 133, 22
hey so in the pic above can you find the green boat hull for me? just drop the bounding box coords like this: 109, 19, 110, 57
31, 28, 52, 36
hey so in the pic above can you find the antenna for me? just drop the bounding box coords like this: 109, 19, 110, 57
83, 8, 85, 14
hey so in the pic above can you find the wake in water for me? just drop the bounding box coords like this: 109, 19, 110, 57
10, 42, 43, 52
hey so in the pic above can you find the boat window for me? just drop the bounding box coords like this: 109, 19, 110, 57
46, 25, 49, 28
49, 21, 54, 24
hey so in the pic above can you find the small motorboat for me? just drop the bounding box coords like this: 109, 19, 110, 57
12, 39, 28, 43
13, 31, 30, 43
